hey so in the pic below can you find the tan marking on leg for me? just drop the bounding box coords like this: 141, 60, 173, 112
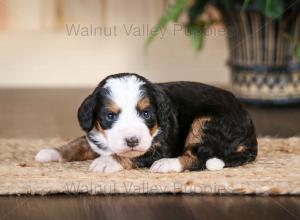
179, 148, 198, 170
137, 97, 150, 111
235, 145, 246, 153
185, 117, 211, 147
56, 136, 98, 162
112, 154, 133, 170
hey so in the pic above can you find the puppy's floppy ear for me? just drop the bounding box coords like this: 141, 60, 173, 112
77, 94, 96, 132
152, 85, 173, 131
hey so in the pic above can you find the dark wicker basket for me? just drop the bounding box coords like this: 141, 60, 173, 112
218, 4, 300, 105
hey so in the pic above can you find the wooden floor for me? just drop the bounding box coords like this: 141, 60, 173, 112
0, 89, 300, 220
1, 195, 300, 220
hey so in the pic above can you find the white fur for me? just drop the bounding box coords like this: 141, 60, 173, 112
87, 131, 112, 156
35, 148, 61, 162
89, 156, 123, 173
91, 75, 157, 154
150, 158, 182, 173
206, 158, 225, 171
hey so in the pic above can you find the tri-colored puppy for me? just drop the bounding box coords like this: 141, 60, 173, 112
36, 73, 257, 173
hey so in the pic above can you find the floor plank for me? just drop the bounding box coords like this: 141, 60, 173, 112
0, 195, 300, 220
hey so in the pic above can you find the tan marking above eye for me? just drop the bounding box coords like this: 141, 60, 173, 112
185, 117, 211, 147
106, 100, 120, 113
179, 148, 198, 169
137, 97, 150, 111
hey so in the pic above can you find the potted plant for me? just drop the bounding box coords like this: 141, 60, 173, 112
147, 0, 300, 105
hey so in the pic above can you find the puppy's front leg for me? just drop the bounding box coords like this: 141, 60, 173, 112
35, 136, 98, 162
88, 155, 130, 173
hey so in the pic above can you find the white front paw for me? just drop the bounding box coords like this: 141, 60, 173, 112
89, 156, 123, 173
150, 158, 182, 173
35, 149, 61, 162
206, 158, 225, 171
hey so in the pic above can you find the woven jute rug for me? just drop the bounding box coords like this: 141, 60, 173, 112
0, 138, 300, 195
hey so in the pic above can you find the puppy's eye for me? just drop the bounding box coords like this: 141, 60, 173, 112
141, 111, 151, 119
106, 112, 117, 121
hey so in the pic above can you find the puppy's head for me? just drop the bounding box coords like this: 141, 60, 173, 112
78, 73, 164, 157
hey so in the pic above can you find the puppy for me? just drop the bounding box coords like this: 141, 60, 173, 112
36, 73, 257, 173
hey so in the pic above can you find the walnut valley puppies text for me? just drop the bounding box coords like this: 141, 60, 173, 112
65, 23, 226, 38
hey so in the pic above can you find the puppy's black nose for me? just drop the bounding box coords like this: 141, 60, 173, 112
125, 137, 139, 148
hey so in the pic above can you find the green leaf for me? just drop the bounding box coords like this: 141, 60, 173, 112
255, 0, 284, 19
296, 43, 300, 63
145, 0, 190, 46
188, 0, 207, 24
186, 24, 205, 51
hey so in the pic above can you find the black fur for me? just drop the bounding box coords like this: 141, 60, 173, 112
77, 95, 97, 132
78, 73, 257, 171
155, 81, 257, 169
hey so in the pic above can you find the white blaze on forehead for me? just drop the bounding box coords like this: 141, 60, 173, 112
103, 75, 145, 109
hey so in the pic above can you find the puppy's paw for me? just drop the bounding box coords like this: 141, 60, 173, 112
205, 158, 225, 171
150, 158, 182, 173
35, 149, 61, 162
89, 156, 123, 173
